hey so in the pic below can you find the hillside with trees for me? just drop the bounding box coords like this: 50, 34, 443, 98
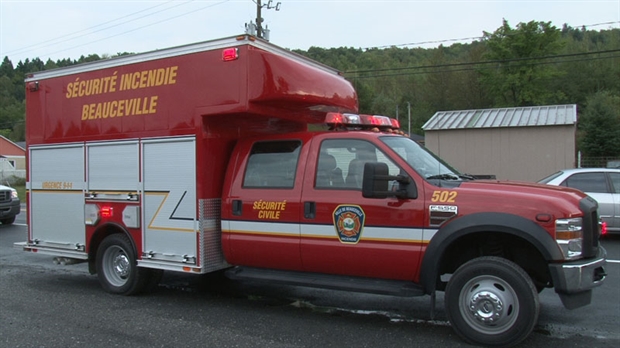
1, 21, 619, 158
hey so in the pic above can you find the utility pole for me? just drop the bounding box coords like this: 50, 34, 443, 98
406, 102, 411, 135
256, 0, 263, 38
252, 0, 281, 40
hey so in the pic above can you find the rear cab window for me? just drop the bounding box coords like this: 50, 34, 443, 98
243, 140, 301, 189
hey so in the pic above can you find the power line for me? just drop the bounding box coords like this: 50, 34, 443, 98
349, 54, 620, 79
5, 1, 187, 56
36, 0, 232, 59
346, 49, 620, 76
365, 21, 620, 50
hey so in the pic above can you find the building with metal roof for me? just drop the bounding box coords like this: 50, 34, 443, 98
422, 104, 578, 182
423, 104, 577, 130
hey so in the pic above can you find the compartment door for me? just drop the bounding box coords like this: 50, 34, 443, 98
142, 137, 197, 265
29, 144, 85, 250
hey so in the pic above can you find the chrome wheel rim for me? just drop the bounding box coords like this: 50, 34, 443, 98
458, 275, 519, 334
102, 245, 131, 287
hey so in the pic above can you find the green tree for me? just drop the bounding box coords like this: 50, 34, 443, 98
481, 20, 565, 106
0, 57, 14, 78
555, 27, 620, 109
578, 91, 620, 157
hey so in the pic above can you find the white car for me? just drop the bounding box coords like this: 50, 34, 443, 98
539, 168, 620, 233
0, 184, 20, 225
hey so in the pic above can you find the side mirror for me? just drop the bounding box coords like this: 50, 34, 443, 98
362, 162, 417, 199
362, 162, 389, 198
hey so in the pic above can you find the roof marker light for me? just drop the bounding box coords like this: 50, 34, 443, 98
222, 48, 238, 61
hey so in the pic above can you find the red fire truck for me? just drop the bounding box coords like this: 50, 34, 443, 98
17, 34, 606, 347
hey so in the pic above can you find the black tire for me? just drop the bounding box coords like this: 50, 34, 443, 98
1, 216, 16, 224
445, 256, 539, 347
96, 234, 151, 295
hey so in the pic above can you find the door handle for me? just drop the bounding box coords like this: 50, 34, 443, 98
304, 201, 316, 219
232, 200, 242, 216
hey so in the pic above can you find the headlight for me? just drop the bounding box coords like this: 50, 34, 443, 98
556, 217, 583, 260
10, 189, 18, 199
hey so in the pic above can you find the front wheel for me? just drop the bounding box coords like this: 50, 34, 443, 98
96, 234, 151, 295
445, 256, 539, 347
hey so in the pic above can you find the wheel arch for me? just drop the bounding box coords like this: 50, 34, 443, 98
419, 212, 563, 294
87, 223, 135, 275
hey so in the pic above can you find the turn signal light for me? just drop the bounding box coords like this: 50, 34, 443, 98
101, 206, 114, 218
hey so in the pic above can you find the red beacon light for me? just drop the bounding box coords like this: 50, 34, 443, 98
360, 115, 392, 127
222, 47, 239, 61
325, 112, 343, 124
325, 112, 361, 126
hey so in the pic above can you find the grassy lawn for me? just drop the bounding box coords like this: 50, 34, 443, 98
14, 184, 26, 202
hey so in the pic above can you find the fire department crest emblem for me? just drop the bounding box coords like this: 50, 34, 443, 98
333, 205, 365, 244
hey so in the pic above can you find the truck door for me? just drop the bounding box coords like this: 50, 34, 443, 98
29, 144, 86, 251
223, 139, 305, 271
299, 136, 425, 281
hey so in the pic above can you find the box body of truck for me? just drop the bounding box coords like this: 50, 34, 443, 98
21, 35, 357, 274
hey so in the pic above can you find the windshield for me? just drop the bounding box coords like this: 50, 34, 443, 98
380, 136, 461, 180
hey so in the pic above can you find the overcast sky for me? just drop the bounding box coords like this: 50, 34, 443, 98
1, 0, 619, 64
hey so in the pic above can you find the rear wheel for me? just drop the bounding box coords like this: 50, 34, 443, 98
96, 234, 151, 295
445, 256, 539, 347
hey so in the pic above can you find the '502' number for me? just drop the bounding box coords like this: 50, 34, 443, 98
431, 190, 457, 203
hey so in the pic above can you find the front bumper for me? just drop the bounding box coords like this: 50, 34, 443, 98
0, 199, 20, 219
549, 247, 607, 309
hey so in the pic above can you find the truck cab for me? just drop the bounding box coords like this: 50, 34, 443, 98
222, 122, 427, 280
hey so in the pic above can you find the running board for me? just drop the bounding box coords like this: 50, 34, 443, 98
14, 242, 88, 259
226, 267, 425, 297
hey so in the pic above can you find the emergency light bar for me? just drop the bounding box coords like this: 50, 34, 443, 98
325, 112, 402, 132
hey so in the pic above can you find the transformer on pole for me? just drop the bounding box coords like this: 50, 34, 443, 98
246, 0, 281, 40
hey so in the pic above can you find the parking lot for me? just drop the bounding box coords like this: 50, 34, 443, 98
1, 210, 619, 348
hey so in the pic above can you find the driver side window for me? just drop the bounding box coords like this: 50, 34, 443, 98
316, 139, 400, 190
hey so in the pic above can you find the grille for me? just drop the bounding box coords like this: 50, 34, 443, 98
0, 190, 10, 203
580, 197, 599, 258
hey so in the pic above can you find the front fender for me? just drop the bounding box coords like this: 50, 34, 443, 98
419, 212, 562, 294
